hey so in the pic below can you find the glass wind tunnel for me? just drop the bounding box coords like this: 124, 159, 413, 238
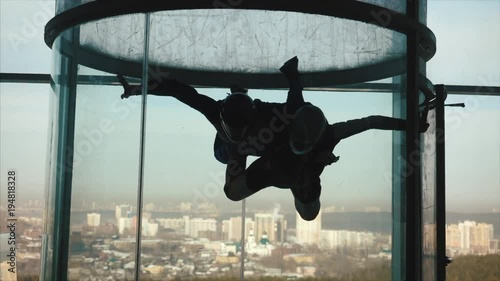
42, 1, 444, 280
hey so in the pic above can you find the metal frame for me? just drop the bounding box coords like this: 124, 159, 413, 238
133, 12, 151, 281
435, 84, 447, 281
406, 0, 422, 279
41, 0, 437, 88
41, 28, 80, 281
2, 73, 498, 96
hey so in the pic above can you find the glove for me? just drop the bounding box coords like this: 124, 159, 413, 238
117, 74, 197, 99
117, 74, 139, 99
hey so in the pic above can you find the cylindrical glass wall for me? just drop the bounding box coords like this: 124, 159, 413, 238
43, 13, 148, 280
43, 1, 434, 280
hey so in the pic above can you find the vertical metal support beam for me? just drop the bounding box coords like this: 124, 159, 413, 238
51, 28, 79, 281
435, 84, 447, 281
41, 2, 82, 279
134, 12, 151, 281
392, 75, 407, 281
240, 199, 246, 281
406, 0, 422, 280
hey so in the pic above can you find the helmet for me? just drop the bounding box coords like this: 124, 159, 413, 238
220, 93, 255, 143
289, 105, 327, 155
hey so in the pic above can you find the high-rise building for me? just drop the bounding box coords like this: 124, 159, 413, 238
116, 204, 132, 221
228, 216, 241, 241
227, 216, 255, 241
183, 215, 190, 236
255, 213, 275, 242
222, 219, 230, 241
274, 214, 286, 244
446, 221, 495, 256
142, 220, 159, 237
296, 210, 322, 245
459, 221, 475, 250
472, 223, 494, 253
184, 217, 217, 238
321, 230, 375, 249
87, 213, 101, 227
253, 213, 286, 244
118, 217, 134, 235
446, 224, 461, 249
157, 218, 184, 233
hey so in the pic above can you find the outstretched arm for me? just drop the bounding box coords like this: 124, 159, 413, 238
331, 111, 430, 142
118, 74, 219, 124
331, 115, 406, 142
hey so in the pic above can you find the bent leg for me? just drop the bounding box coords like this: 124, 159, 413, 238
295, 198, 321, 221
281, 56, 304, 113
291, 179, 322, 221
224, 147, 305, 201
223, 154, 276, 201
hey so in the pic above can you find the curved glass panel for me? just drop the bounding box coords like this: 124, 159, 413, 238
42, 30, 73, 280
42, 0, 439, 280
42, 17, 147, 280
77, 10, 405, 75
79, 14, 147, 67
147, 10, 405, 74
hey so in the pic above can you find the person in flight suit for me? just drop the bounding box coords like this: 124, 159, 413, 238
119, 57, 429, 221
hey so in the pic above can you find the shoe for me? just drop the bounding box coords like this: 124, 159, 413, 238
279, 56, 299, 78
295, 198, 320, 221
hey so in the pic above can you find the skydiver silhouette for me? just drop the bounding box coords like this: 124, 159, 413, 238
118, 57, 429, 221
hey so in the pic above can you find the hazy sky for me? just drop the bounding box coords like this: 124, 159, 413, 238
0, 0, 499, 213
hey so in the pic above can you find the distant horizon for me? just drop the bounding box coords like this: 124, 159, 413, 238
7, 179, 500, 214
9, 189, 500, 215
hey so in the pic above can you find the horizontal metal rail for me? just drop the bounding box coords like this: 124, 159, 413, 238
1, 72, 499, 96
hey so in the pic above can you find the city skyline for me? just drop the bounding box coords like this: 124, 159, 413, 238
1, 205, 497, 280
81, 206, 499, 253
